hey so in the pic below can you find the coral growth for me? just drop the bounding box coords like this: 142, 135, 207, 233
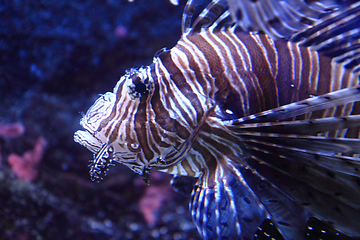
0, 122, 25, 138
0, 122, 26, 166
7, 137, 47, 182
139, 172, 173, 226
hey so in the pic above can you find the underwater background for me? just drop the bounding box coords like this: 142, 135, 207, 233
0, 0, 358, 239
0, 0, 202, 239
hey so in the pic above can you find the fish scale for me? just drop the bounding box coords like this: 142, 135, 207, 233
74, 0, 360, 239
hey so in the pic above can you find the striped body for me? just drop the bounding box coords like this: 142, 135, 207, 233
176, 30, 358, 118
74, 1, 360, 239
153, 30, 360, 177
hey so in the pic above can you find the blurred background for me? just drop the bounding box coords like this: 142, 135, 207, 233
0, 0, 202, 239
1, 0, 358, 239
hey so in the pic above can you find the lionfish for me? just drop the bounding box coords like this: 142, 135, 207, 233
74, 0, 360, 239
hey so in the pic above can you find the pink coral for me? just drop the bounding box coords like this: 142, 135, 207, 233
138, 172, 173, 226
139, 184, 172, 226
114, 25, 128, 38
8, 137, 47, 182
0, 122, 25, 138
0, 122, 26, 166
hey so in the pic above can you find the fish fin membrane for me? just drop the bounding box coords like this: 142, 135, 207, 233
182, 0, 209, 33
243, 152, 360, 238
191, 0, 229, 33
291, 1, 360, 73
230, 85, 360, 124
190, 165, 266, 240
190, 162, 312, 239
222, 84, 360, 237
226, 87, 360, 179
183, 0, 359, 39
225, 115, 360, 236
239, 134, 360, 205
228, 115, 360, 136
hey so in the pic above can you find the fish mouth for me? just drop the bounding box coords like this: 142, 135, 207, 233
74, 129, 146, 180
88, 143, 114, 181
74, 130, 102, 154
74, 130, 111, 181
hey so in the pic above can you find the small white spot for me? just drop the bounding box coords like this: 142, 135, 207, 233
225, 109, 234, 115
130, 143, 139, 149
321, 230, 327, 233
108, 146, 114, 153
169, 0, 178, 5
169, 110, 176, 118
291, 83, 295, 88
308, 226, 313, 230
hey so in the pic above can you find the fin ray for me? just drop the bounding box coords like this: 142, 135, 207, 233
240, 165, 311, 239
190, 164, 269, 239
185, 0, 359, 39
245, 156, 360, 238
228, 115, 360, 136
230, 85, 360, 124
242, 140, 360, 209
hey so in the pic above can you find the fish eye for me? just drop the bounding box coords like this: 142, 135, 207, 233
128, 81, 149, 99
134, 81, 147, 95
128, 74, 151, 99
128, 142, 141, 152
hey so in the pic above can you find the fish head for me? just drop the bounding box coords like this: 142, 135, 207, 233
74, 67, 155, 182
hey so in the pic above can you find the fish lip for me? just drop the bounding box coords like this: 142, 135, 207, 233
74, 130, 99, 149
75, 128, 146, 177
